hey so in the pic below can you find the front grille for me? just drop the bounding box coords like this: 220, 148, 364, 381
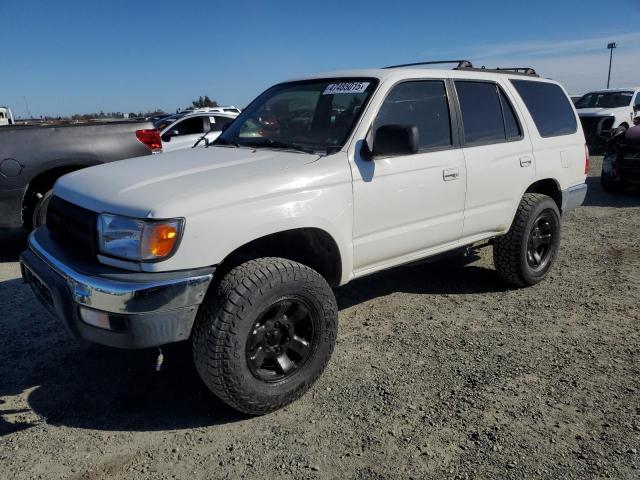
46, 196, 98, 258
580, 116, 614, 136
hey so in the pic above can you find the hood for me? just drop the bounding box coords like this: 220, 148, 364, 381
55, 146, 320, 218
577, 107, 628, 116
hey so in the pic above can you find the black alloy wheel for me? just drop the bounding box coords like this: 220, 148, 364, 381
246, 299, 315, 382
526, 212, 555, 271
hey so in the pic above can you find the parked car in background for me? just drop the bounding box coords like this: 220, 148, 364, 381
575, 88, 640, 147
570, 95, 582, 105
187, 106, 241, 114
153, 112, 187, 131
160, 111, 238, 152
147, 112, 168, 123
601, 124, 640, 192
20, 61, 588, 415
0, 121, 161, 229
0, 106, 15, 126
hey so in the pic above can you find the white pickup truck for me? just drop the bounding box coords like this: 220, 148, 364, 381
575, 87, 640, 146
20, 61, 588, 414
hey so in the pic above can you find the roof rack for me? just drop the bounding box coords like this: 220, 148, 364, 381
460, 66, 538, 76
383, 60, 539, 77
383, 60, 473, 69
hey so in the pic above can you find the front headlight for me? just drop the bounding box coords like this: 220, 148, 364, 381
97, 214, 184, 261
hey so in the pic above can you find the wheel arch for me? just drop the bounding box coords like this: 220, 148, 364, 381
22, 163, 94, 227
215, 227, 344, 287
525, 178, 562, 212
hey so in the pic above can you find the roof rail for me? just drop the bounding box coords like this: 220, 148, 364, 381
457, 66, 539, 77
383, 60, 473, 69
382, 60, 539, 77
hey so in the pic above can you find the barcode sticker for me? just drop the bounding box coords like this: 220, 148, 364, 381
323, 82, 370, 95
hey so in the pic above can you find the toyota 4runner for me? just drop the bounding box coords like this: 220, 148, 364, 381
20, 60, 588, 414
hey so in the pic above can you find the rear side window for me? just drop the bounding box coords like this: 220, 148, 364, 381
455, 81, 522, 145
374, 80, 452, 150
209, 115, 235, 131
511, 80, 577, 137
173, 117, 206, 135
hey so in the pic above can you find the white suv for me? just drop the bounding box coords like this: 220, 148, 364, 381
21, 61, 588, 415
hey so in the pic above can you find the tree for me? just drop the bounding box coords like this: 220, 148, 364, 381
191, 95, 218, 108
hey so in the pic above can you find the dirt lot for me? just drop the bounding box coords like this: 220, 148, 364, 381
0, 156, 638, 479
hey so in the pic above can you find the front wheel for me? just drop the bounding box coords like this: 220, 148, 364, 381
192, 257, 338, 415
493, 193, 561, 287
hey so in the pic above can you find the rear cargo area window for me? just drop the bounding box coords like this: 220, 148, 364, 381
511, 80, 577, 137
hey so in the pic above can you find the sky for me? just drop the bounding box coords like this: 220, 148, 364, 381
2, 0, 639, 118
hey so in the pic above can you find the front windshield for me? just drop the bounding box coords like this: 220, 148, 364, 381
575, 91, 633, 109
215, 78, 377, 154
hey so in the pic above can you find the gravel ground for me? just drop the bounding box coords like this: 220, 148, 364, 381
0, 156, 638, 479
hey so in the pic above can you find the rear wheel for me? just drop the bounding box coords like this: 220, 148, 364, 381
493, 193, 561, 287
192, 257, 338, 415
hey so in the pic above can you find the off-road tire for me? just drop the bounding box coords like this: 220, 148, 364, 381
192, 257, 338, 415
493, 193, 561, 287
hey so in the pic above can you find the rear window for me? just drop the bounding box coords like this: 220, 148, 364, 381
454, 81, 522, 145
511, 80, 577, 137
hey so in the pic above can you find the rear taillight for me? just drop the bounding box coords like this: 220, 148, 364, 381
136, 129, 162, 152
584, 144, 590, 174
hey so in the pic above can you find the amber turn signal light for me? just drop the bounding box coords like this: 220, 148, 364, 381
146, 223, 179, 258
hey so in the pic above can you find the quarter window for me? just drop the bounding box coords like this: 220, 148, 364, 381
511, 80, 577, 137
374, 80, 452, 150
499, 88, 522, 140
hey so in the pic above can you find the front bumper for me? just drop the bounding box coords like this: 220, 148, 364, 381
561, 183, 588, 212
20, 228, 214, 349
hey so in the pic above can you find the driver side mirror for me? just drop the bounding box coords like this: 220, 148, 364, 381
634, 105, 639, 113
161, 129, 180, 142
363, 124, 419, 159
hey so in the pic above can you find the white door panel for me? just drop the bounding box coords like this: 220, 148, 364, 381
462, 140, 534, 236
352, 148, 466, 270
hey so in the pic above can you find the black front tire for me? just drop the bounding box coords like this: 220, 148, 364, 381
192, 257, 338, 415
493, 193, 561, 287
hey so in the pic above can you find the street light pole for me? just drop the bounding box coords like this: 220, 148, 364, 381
607, 42, 617, 89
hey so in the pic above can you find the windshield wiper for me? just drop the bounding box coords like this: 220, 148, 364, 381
192, 128, 213, 148
241, 139, 315, 154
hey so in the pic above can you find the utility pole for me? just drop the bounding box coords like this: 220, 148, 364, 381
606, 42, 617, 89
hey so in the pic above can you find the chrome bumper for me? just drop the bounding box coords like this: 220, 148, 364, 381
20, 228, 214, 349
561, 183, 588, 212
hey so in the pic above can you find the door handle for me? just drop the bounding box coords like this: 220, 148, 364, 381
519, 156, 532, 167
443, 167, 459, 181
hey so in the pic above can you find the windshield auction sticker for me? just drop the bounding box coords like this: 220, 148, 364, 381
323, 82, 370, 95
